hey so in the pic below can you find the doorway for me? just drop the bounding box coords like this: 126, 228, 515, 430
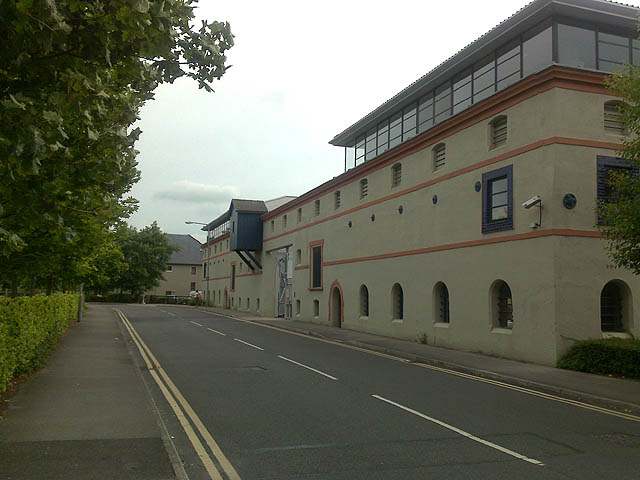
331, 285, 342, 328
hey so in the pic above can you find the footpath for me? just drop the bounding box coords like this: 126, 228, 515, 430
0, 303, 180, 480
197, 305, 640, 416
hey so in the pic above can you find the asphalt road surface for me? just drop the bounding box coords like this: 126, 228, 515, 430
117, 304, 640, 480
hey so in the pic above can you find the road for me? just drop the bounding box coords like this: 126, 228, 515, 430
116, 304, 640, 480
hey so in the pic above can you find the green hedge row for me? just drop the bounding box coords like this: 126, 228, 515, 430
558, 338, 640, 379
0, 293, 78, 395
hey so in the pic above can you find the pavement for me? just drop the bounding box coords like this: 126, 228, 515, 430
195, 305, 640, 416
0, 302, 638, 479
0, 303, 182, 480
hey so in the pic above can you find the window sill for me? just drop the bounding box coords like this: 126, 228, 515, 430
309, 287, 323, 292
434, 322, 450, 328
359, 316, 369, 321
392, 319, 404, 324
491, 327, 513, 335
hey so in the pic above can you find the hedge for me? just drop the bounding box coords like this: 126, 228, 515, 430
558, 338, 640, 379
0, 293, 78, 395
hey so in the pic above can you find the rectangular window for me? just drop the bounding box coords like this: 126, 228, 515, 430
165, 291, 174, 296
191, 266, 197, 275
402, 104, 417, 141
314, 199, 320, 216
418, 93, 434, 133
434, 82, 452, 124
365, 127, 377, 161
389, 112, 402, 149
377, 120, 389, 155
598, 32, 630, 73
558, 24, 596, 70
473, 55, 495, 103
203, 263, 207, 278
491, 116, 508, 148
231, 264, 236, 290
297, 208, 302, 223
433, 144, 446, 170
496, 40, 521, 91
482, 165, 513, 233
523, 24, 552, 76
310, 244, 322, 289
190, 282, 196, 291
604, 102, 625, 134
597, 156, 634, 224
166, 265, 173, 272
453, 70, 472, 115
360, 178, 368, 199
355, 135, 366, 165
334, 190, 341, 209
283, 215, 287, 228
270, 220, 274, 232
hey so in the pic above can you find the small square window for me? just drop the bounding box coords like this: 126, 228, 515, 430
190, 282, 196, 291
191, 266, 197, 275
166, 265, 173, 272
482, 165, 513, 233
314, 199, 320, 216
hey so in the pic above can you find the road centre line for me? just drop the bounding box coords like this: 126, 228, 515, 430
116, 309, 241, 480
207, 327, 227, 336
167, 312, 177, 317
372, 394, 544, 466
234, 338, 264, 351
277, 355, 337, 380
194, 309, 640, 423
115, 310, 227, 480
190, 321, 203, 327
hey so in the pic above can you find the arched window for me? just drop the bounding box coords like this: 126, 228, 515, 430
313, 299, 319, 317
360, 285, 369, 317
600, 281, 631, 332
392, 283, 403, 320
490, 115, 508, 148
246, 298, 250, 310
391, 163, 402, 187
491, 280, 513, 329
296, 249, 302, 265
604, 101, 626, 135
360, 178, 369, 199
433, 143, 446, 171
434, 282, 450, 323
256, 298, 260, 311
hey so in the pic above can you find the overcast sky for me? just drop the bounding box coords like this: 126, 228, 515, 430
127, 0, 638, 243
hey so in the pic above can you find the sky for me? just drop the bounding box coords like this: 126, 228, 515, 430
126, 0, 637, 243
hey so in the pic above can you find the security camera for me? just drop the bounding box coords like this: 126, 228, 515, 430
522, 195, 541, 209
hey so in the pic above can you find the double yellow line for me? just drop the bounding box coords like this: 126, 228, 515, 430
116, 309, 241, 480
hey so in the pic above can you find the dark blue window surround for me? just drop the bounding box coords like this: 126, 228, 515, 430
597, 155, 636, 224
482, 165, 514, 234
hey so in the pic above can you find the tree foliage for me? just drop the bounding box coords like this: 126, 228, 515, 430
598, 65, 640, 274
0, 0, 232, 291
112, 222, 178, 298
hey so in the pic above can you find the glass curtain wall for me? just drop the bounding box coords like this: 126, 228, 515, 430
344, 17, 636, 168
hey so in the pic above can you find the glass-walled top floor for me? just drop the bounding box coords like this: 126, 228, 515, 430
206, 220, 230, 243
342, 17, 639, 169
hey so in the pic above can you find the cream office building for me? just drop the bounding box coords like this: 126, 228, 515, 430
201, 0, 639, 366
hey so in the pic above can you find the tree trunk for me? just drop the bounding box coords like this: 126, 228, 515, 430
29, 276, 36, 296
47, 278, 53, 296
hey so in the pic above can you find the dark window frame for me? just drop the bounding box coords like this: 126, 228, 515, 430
597, 155, 636, 224
482, 165, 514, 233
309, 241, 324, 290
231, 262, 236, 291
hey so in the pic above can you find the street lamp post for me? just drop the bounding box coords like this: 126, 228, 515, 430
185, 220, 210, 306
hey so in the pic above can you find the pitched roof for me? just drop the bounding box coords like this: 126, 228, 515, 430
166, 234, 202, 265
231, 199, 268, 213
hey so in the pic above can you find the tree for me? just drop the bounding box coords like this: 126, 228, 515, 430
115, 222, 178, 298
0, 0, 233, 291
598, 65, 640, 274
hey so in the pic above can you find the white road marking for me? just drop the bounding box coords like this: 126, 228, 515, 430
234, 338, 264, 351
372, 394, 544, 466
277, 355, 337, 381
207, 327, 226, 336
167, 312, 176, 317
190, 321, 203, 327
194, 308, 640, 423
